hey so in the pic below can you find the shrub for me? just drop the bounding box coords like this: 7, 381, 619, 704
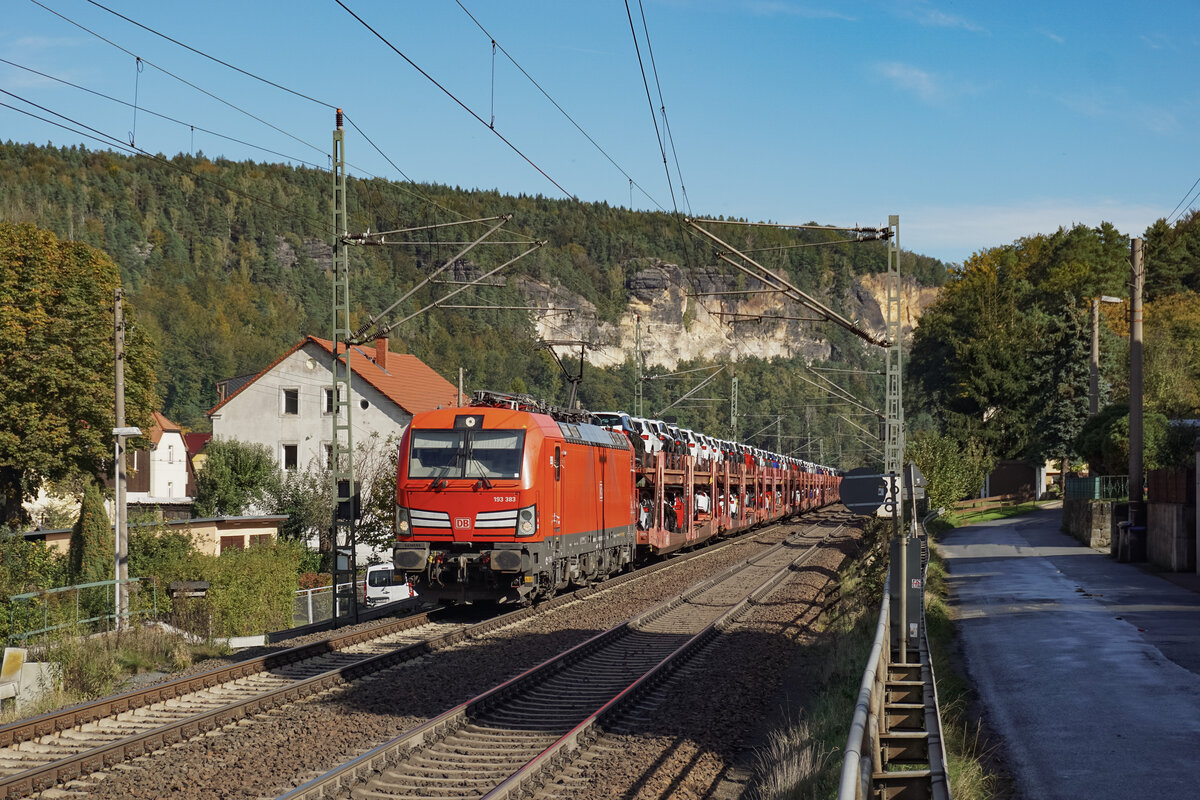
200, 540, 304, 637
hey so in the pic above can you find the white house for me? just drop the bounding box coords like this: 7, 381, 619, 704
207, 336, 459, 473
127, 411, 191, 502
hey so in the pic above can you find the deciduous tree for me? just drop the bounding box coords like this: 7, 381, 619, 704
0, 223, 157, 527
193, 439, 280, 517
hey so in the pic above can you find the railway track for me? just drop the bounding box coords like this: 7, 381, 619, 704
279, 523, 839, 800
0, 516, 807, 798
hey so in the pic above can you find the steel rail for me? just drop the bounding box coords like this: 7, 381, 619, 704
483, 526, 840, 800
277, 523, 837, 800
0, 514, 813, 797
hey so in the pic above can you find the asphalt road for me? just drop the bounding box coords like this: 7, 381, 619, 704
938, 504, 1200, 800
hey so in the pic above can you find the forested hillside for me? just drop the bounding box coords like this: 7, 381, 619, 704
0, 141, 947, 464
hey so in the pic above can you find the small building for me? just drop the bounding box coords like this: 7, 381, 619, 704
24, 515, 289, 556
119, 412, 193, 520
983, 460, 1045, 502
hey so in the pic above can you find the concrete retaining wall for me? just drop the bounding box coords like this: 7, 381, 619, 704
1062, 499, 1118, 549
1147, 502, 1196, 572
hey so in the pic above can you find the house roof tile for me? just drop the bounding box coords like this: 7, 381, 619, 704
149, 411, 181, 446
207, 336, 459, 417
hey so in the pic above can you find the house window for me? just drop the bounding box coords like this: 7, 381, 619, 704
167, 481, 174, 498
282, 388, 299, 415
249, 534, 272, 548
282, 444, 299, 471
167, 444, 175, 464
323, 387, 335, 414
220, 535, 245, 553
324, 443, 334, 470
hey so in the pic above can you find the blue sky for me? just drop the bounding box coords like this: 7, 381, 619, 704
2, 0, 1197, 265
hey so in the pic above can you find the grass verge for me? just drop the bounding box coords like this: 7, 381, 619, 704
938, 500, 1054, 530
0, 625, 231, 725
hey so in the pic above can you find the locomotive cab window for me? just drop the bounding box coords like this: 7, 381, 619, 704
409, 429, 525, 480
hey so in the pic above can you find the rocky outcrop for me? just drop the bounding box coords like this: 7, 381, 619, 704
519, 262, 939, 371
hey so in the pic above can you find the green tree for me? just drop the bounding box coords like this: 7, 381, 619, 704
907, 433, 992, 510
129, 525, 197, 587
193, 439, 281, 516
1074, 405, 1173, 475
267, 432, 399, 563
909, 224, 1131, 463
67, 478, 112, 584
1143, 292, 1200, 418
0, 222, 157, 527
201, 541, 303, 636
1025, 301, 1089, 470
0, 530, 67, 641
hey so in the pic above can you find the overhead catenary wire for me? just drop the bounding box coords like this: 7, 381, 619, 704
634, 0, 690, 217
83, 0, 337, 109
334, 0, 575, 202
31, 0, 507, 239
0, 58, 329, 171
1161, 173, 1200, 224
452, 1, 666, 212
27, 0, 329, 159
624, 0, 677, 217
0, 93, 330, 232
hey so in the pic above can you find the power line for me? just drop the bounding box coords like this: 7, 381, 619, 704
624, 0, 677, 217
0, 92, 330, 232
1166, 175, 1200, 225
452, 0, 667, 213
635, 0, 691, 217
0, 57, 327, 170
27, 0, 329, 158
334, 0, 576, 202
83, 0, 337, 109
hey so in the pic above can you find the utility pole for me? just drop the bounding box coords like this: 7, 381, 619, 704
331, 109, 359, 625
1129, 238, 1145, 530
113, 288, 128, 627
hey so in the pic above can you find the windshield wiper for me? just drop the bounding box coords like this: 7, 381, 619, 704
431, 477, 447, 490
474, 476, 494, 490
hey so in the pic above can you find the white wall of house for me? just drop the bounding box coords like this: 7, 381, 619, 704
148, 430, 189, 499
209, 341, 412, 474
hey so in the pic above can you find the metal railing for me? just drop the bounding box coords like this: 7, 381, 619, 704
292, 580, 362, 627
1064, 475, 1129, 501
8, 578, 158, 643
838, 535, 950, 800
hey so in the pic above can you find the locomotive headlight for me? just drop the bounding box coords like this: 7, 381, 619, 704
516, 504, 537, 537
395, 505, 411, 536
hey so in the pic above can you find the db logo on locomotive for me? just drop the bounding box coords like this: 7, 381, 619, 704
454, 518, 472, 529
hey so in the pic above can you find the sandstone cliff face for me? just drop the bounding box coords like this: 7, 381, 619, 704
516, 263, 940, 371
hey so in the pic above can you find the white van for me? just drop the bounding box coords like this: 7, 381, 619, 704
364, 564, 419, 608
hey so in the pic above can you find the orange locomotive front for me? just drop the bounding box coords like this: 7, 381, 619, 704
392, 391, 637, 604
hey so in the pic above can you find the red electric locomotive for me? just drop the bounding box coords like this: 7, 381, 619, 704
392, 391, 637, 604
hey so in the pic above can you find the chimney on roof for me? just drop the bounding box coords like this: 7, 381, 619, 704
375, 337, 388, 371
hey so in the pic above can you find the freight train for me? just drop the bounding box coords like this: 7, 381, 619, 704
392, 390, 841, 604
